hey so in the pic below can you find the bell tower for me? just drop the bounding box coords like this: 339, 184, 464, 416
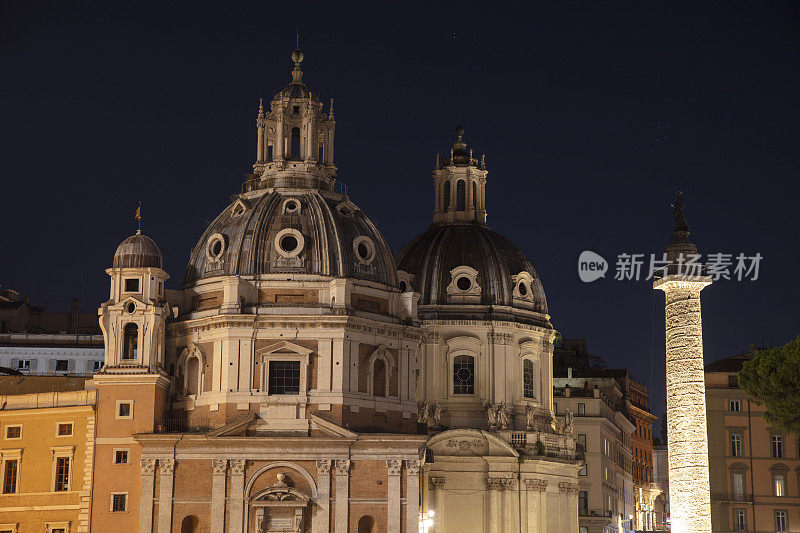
432, 125, 488, 224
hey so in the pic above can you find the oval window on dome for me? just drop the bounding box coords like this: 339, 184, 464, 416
399, 281, 407, 292
274, 229, 305, 258
283, 198, 301, 215
205, 233, 227, 262
519, 281, 528, 296
353, 236, 376, 265
456, 276, 472, 291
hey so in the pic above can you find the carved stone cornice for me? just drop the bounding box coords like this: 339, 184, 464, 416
335, 460, 351, 476
406, 460, 421, 476
387, 459, 402, 476
559, 481, 580, 495
429, 476, 446, 490
159, 458, 175, 475
525, 478, 548, 492
212, 459, 228, 475
316, 459, 332, 475
141, 458, 157, 475
230, 459, 246, 475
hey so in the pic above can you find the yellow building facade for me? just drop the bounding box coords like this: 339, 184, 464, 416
0, 389, 96, 533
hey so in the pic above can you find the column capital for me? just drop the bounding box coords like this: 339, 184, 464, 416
316, 459, 332, 475
558, 481, 580, 494
525, 478, 548, 492
405, 459, 421, 476
334, 459, 351, 476
141, 458, 157, 475
212, 459, 228, 475
387, 459, 403, 476
485, 477, 505, 491
159, 458, 175, 475
230, 459, 246, 475
501, 478, 517, 491
429, 476, 446, 490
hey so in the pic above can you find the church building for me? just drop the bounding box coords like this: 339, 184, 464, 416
85, 44, 580, 532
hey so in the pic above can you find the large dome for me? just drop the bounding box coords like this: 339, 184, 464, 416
183, 190, 399, 288
396, 223, 549, 324
113, 232, 163, 269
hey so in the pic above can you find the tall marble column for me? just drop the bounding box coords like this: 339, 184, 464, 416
229, 459, 246, 533
157, 459, 175, 533
429, 476, 446, 531
315, 460, 332, 533
139, 458, 157, 533
405, 460, 421, 533
559, 482, 580, 533
525, 479, 547, 533
486, 477, 504, 533
334, 460, 350, 532
387, 460, 402, 533
211, 459, 228, 532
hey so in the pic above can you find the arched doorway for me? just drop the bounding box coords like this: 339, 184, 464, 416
180, 515, 199, 533
357, 515, 376, 533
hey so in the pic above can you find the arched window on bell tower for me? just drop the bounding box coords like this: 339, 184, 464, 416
443, 181, 451, 211
472, 181, 477, 208
291, 127, 301, 160
123, 323, 138, 360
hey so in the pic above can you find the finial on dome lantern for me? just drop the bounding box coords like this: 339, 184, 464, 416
435, 153, 440, 170
456, 124, 464, 142
258, 97, 264, 118
329, 98, 334, 119
291, 30, 304, 83
480, 153, 485, 169
134, 202, 142, 235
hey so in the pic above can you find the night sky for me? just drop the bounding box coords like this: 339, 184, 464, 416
2, 2, 799, 424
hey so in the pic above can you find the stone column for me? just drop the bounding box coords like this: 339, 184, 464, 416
334, 460, 350, 532
229, 459, 246, 533
559, 482, 580, 533
405, 460, 421, 533
387, 460, 402, 533
654, 276, 712, 533
501, 478, 517, 533
486, 477, 504, 533
276, 110, 284, 160
139, 458, 157, 533
428, 476, 446, 531
525, 479, 547, 533
315, 460, 332, 533
211, 459, 228, 532
157, 459, 175, 533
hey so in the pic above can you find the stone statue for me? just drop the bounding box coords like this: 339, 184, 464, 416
525, 404, 539, 431
672, 190, 690, 231
498, 403, 513, 430
483, 402, 499, 430
417, 402, 429, 426
418, 401, 441, 430
431, 402, 442, 428
563, 409, 575, 437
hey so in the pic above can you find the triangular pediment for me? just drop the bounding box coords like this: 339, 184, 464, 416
257, 340, 314, 357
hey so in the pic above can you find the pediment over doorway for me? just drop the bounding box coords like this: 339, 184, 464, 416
426, 428, 519, 458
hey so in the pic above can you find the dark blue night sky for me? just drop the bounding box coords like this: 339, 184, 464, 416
2, 2, 799, 423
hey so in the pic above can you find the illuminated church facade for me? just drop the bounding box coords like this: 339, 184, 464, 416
88, 45, 580, 533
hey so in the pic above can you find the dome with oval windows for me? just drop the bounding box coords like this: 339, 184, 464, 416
183, 190, 398, 288
396, 126, 550, 327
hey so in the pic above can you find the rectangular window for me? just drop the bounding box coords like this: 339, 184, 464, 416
118, 402, 132, 418
733, 509, 746, 531
579, 491, 588, 514
452, 355, 475, 395
772, 435, 784, 458
728, 375, 739, 387
775, 510, 787, 532
57, 423, 73, 436
729, 399, 741, 411
730, 434, 743, 456
111, 493, 127, 512
578, 402, 586, 415
774, 471, 786, 496
54, 457, 70, 491
268, 361, 300, 395
5, 426, 21, 439
54, 360, 69, 372
114, 450, 129, 464
578, 433, 587, 449
124, 278, 140, 292
3, 460, 18, 493
579, 463, 587, 476
17, 359, 31, 371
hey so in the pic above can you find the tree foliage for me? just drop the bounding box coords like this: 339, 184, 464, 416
739, 336, 800, 435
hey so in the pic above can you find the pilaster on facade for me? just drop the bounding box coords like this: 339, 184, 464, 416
314, 460, 332, 533
228, 459, 246, 533
334, 460, 350, 533
405, 460, 421, 533
387, 459, 403, 533
210, 459, 228, 532
157, 459, 175, 533
139, 458, 157, 533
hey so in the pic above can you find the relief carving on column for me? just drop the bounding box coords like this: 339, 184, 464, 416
559, 482, 580, 494
230, 459, 246, 475
428, 476, 446, 491
406, 460, 421, 476
141, 458, 157, 475
316, 459, 332, 475
334, 460, 351, 476
212, 459, 228, 475
387, 459, 403, 476
485, 477, 505, 491
159, 458, 176, 475
525, 478, 548, 492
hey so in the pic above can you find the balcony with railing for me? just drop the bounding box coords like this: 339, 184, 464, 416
711, 492, 754, 503
158, 418, 210, 434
